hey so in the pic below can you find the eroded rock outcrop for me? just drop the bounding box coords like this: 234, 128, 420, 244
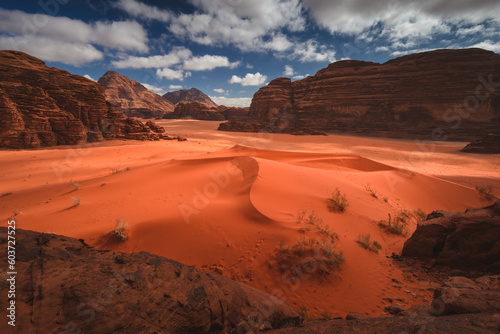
270, 275, 500, 333
461, 134, 500, 154
402, 200, 500, 273
98, 70, 175, 118
221, 48, 500, 140
0, 51, 167, 149
163, 88, 217, 108
164, 101, 225, 121
0, 227, 300, 333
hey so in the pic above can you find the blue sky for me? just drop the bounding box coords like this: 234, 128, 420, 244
0, 0, 499, 107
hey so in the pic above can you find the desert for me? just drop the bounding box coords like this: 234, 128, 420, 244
1, 1, 500, 333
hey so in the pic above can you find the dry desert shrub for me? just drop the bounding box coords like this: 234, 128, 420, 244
110, 217, 129, 241
378, 213, 407, 236
356, 234, 383, 253
276, 236, 344, 276
327, 188, 349, 213
476, 185, 496, 201
364, 184, 378, 198
70, 196, 81, 208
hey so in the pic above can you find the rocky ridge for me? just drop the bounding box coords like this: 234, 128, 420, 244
220, 48, 500, 140
0, 51, 167, 149
163, 88, 217, 108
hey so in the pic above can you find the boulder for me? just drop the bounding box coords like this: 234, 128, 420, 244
402, 200, 500, 273
461, 134, 500, 154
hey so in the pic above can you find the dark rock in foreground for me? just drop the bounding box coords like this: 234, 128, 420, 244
271, 275, 500, 333
402, 200, 500, 273
0, 228, 300, 333
269, 313, 500, 333
462, 134, 500, 154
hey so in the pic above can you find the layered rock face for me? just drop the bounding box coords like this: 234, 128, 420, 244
222, 49, 500, 140
0, 227, 300, 333
0, 51, 169, 149
461, 134, 500, 153
402, 200, 500, 273
98, 70, 174, 118
164, 101, 225, 121
163, 88, 217, 107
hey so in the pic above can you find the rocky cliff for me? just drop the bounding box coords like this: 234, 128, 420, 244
163, 88, 217, 107
221, 48, 500, 140
461, 134, 500, 153
164, 101, 225, 121
0, 51, 167, 149
98, 70, 174, 118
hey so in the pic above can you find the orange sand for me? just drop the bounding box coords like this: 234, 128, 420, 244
1, 120, 498, 318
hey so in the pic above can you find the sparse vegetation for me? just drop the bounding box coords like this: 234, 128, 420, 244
476, 185, 496, 201
70, 180, 80, 191
110, 217, 129, 241
70, 196, 81, 207
12, 210, 22, 216
327, 188, 349, 213
365, 184, 378, 198
298, 304, 311, 323
1, 192, 12, 198
296, 211, 339, 241
413, 208, 427, 221
378, 213, 408, 236
356, 234, 383, 253
276, 236, 344, 276
383, 196, 389, 203
320, 311, 333, 320
111, 168, 121, 175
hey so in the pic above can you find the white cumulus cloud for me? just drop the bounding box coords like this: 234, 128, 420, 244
213, 88, 226, 93
229, 72, 267, 86
83, 74, 97, 81
141, 83, 167, 95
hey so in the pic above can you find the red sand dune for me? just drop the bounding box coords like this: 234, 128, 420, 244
1, 120, 498, 318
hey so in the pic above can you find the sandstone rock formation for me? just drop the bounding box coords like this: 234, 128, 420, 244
461, 134, 500, 153
0, 227, 300, 333
432, 276, 500, 316
220, 48, 500, 140
219, 105, 250, 122
164, 101, 225, 121
163, 88, 217, 107
0, 51, 167, 149
402, 200, 500, 273
98, 70, 174, 118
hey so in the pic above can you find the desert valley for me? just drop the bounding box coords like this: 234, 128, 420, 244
0, 1, 500, 333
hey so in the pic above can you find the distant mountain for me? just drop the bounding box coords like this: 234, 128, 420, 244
98, 71, 174, 119
163, 88, 217, 108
